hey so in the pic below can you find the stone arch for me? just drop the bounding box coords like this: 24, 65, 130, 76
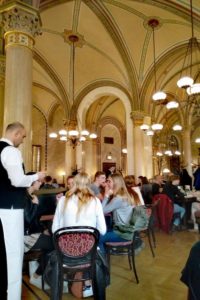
77, 85, 134, 174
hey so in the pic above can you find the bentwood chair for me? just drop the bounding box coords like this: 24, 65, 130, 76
23, 248, 45, 294
53, 226, 100, 300
105, 231, 139, 284
138, 205, 156, 257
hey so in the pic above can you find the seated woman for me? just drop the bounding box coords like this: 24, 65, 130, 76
123, 175, 150, 253
124, 175, 144, 206
99, 173, 136, 252
163, 174, 186, 230
52, 172, 107, 298
24, 176, 54, 289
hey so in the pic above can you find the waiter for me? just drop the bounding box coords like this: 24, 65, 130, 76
0, 122, 45, 300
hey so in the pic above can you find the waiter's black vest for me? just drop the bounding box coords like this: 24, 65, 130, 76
0, 141, 26, 208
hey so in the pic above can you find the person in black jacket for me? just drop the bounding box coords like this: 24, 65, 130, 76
181, 241, 200, 300
24, 176, 54, 289
163, 174, 185, 229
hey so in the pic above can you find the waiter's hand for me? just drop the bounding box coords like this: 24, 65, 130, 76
37, 171, 46, 181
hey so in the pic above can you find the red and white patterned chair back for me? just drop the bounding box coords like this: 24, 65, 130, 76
58, 233, 95, 257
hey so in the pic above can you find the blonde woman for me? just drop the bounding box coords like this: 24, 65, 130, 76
52, 172, 107, 298
52, 172, 106, 235
99, 173, 135, 252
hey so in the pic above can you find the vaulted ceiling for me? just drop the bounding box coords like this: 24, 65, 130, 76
32, 0, 200, 137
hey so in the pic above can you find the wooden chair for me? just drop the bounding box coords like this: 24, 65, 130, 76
23, 249, 45, 293
138, 205, 156, 257
105, 231, 139, 284
52, 226, 100, 299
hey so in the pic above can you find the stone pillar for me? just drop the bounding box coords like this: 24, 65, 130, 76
84, 139, 97, 175
131, 111, 153, 178
0, 26, 5, 136
65, 143, 76, 176
182, 127, 192, 176
126, 113, 134, 175
76, 143, 83, 172
143, 133, 153, 178
0, 1, 41, 170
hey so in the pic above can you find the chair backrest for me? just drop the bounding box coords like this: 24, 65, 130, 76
53, 226, 100, 267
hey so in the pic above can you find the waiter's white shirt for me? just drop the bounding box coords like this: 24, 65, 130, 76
0, 138, 38, 187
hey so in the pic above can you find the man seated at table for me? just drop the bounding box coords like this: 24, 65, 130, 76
90, 171, 106, 200
163, 175, 185, 231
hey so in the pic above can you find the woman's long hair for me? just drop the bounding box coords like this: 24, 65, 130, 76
124, 175, 141, 206
63, 172, 95, 217
110, 173, 134, 205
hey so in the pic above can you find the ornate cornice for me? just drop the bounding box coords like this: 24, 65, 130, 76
0, 1, 42, 44
131, 110, 146, 126
4, 31, 35, 49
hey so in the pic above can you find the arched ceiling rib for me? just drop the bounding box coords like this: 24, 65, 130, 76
32, 0, 200, 131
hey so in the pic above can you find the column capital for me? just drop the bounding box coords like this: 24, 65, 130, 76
181, 126, 192, 136
131, 110, 146, 126
0, 1, 42, 49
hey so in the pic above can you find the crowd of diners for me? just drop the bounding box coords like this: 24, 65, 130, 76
2, 123, 200, 300
23, 165, 200, 298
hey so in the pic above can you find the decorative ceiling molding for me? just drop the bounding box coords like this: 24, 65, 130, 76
33, 104, 47, 123
33, 49, 70, 116
70, 79, 132, 120
83, 0, 139, 107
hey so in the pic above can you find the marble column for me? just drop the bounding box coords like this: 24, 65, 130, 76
143, 132, 153, 178
0, 27, 5, 136
65, 143, 76, 176
0, 2, 41, 170
126, 113, 134, 175
182, 127, 192, 176
131, 111, 153, 178
84, 139, 97, 175
76, 142, 83, 172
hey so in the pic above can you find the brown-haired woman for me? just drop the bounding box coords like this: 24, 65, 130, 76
124, 175, 144, 206
99, 173, 135, 252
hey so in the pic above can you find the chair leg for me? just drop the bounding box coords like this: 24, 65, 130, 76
150, 228, 156, 248
147, 229, 155, 257
127, 248, 132, 270
105, 250, 111, 272
130, 251, 139, 284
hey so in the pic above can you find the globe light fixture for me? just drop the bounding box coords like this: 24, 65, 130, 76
172, 124, 182, 131
151, 123, 163, 131
49, 34, 97, 147
177, 0, 200, 94
166, 101, 179, 109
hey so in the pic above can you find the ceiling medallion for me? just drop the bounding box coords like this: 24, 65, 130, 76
62, 29, 85, 48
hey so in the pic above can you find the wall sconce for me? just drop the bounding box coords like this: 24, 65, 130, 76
107, 152, 112, 160
58, 171, 66, 185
